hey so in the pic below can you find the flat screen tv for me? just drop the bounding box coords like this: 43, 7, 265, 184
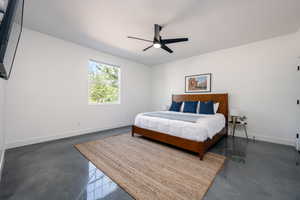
0, 0, 24, 80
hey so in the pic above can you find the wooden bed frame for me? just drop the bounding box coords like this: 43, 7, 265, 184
132, 93, 228, 160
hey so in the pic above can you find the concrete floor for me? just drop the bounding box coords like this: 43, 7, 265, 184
0, 126, 299, 200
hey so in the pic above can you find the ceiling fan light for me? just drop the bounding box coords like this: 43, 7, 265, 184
153, 43, 161, 48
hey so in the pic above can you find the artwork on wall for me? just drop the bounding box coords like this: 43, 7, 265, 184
185, 73, 211, 93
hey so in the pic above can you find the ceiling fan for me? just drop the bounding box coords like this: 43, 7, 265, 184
128, 24, 188, 53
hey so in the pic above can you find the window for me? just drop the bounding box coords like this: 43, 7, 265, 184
88, 60, 120, 104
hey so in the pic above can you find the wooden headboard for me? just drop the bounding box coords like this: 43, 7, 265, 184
172, 93, 229, 121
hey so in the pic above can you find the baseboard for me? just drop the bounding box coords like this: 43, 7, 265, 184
0, 150, 5, 182
5, 122, 131, 149
6, 124, 295, 149
231, 130, 295, 147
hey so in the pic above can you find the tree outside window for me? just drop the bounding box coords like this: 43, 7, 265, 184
88, 60, 120, 104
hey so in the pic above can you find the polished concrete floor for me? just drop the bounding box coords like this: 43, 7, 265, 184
0, 126, 299, 200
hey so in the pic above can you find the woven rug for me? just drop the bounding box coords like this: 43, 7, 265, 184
75, 133, 225, 200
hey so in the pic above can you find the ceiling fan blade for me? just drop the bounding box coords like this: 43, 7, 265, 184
128, 36, 153, 43
143, 45, 153, 51
154, 24, 161, 41
161, 45, 173, 53
161, 38, 189, 44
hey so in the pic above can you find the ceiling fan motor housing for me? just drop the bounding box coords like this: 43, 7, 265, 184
128, 24, 188, 53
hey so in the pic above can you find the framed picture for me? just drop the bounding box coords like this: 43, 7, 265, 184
185, 73, 211, 93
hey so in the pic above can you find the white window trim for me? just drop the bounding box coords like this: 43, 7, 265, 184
88, 59, 121, 105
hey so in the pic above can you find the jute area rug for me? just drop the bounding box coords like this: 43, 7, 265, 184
75, 133, 225, 200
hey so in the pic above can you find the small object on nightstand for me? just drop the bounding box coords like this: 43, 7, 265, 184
229, 108, 248, 139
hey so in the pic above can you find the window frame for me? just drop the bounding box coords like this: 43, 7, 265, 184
88, 59, 121, 105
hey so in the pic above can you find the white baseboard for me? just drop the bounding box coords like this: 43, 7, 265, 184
5, 122, 131, 149
5, 124, 295, 149
0, 150, 5, 182
231, 130, 295, 147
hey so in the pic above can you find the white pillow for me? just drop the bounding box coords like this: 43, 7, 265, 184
180, 102, 185, 112
162, 105, 170, 111
0, 14, 3, 24
198, 102, 220, 114
214, 102, 220, 114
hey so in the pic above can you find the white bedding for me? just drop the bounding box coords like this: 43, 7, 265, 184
134, 111, 226, 142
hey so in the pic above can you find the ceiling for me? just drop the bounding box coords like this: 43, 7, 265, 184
24, 0, 300, 66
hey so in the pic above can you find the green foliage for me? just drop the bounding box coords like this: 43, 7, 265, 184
88, 63, 119, 103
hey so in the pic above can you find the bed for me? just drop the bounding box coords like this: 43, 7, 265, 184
132, 93, 228, 160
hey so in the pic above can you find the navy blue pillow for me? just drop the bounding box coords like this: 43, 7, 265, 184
199, 101, 214, 114
183, 101, 198, 113
169, 101, 183, 112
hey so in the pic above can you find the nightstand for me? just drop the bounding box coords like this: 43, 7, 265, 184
229, 116, 248, 139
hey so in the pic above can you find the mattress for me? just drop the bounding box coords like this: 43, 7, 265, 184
134, 111, 226, 142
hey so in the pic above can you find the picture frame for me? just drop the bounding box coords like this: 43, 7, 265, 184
185, 73, 212, 93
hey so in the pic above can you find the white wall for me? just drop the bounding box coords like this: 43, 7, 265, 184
5, 28, 151, 148
3, 28, 300, 148
152, 30, 300, 146
0, 79, 6, 173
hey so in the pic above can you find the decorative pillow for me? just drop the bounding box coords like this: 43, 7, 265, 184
198, 102, 220, 114
169, 101, 183, 112
199, 101, 214, 114
183, 101, 198, 113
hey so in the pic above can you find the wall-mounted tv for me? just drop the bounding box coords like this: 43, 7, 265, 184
0, 0, 24, 80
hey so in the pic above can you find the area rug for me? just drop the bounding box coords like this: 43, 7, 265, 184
75, 133, 225, 200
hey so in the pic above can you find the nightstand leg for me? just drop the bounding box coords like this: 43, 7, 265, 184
232, 124, 235, 137
243, 125, 248, 139
232, 117, 237, 137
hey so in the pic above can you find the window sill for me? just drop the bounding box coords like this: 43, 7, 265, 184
88, 102, 121, 105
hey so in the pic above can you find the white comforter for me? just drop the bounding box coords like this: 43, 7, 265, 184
134, 111, 226, 142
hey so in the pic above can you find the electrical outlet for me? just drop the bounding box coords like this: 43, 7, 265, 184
77, 122, 81, 127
